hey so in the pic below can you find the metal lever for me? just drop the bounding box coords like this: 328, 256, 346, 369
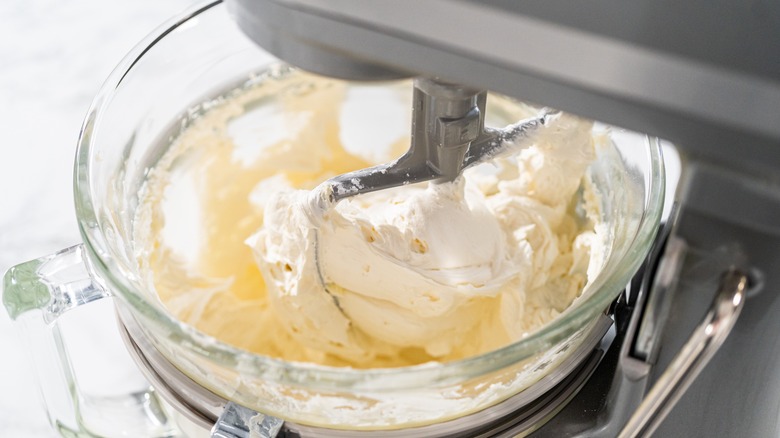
619, 268, 748, 438
212, 402, 284, 438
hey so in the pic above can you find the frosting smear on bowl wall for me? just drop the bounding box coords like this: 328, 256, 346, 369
134, 69, 607, 368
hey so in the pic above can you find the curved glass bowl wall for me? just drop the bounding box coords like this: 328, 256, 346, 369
74, 1, 664, 429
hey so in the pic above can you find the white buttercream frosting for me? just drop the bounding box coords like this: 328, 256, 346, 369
135, 70, 605, 368
248, 112, 599, 365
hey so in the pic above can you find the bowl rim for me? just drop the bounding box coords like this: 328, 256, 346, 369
73, 0, 665, 391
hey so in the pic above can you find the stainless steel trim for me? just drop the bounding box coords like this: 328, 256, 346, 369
633, 236, 687, 362
618, 269, 748, 438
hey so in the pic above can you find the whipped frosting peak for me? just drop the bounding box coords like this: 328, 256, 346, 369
248, 112, 600, 364
137, 72, 605, 368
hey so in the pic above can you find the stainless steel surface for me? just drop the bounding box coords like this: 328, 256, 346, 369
619, 269, 748, 438
117, 302, 613, 437
648, 162, 780, 437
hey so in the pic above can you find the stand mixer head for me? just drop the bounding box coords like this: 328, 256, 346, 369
228, 0, 780, 175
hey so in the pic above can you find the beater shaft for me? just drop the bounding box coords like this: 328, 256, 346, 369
309, 78, 553, 212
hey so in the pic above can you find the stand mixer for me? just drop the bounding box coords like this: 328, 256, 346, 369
226, 1, 780, 436
3, 1, 778, 437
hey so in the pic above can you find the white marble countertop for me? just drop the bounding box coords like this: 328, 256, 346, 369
0, 2, 681, 437
0, 1, 197, 436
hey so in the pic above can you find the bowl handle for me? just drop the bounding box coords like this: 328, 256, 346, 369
2, 244, 180, 437
3, 244, 109, 322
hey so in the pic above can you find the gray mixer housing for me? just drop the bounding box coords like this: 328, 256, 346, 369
227, 0, 780, 436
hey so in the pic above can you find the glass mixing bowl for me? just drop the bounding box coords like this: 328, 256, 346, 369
3, 0, 664, 433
